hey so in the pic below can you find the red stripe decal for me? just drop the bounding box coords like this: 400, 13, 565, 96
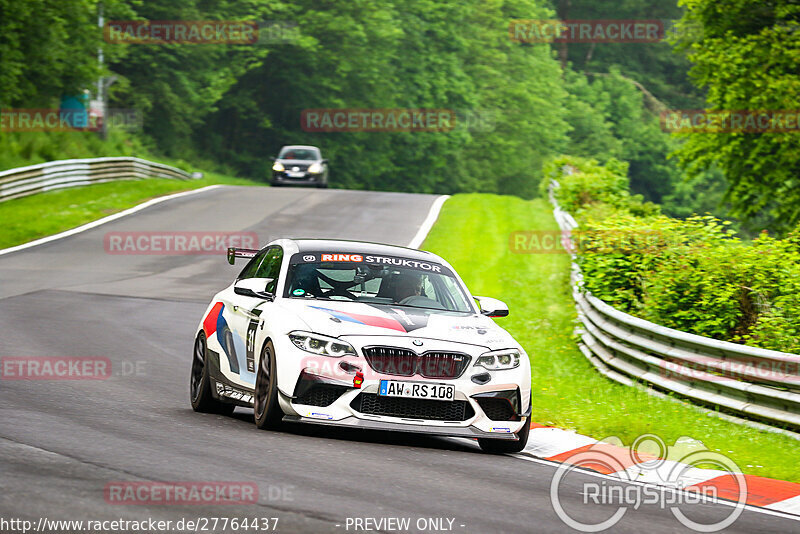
203, 302, 224, 338
342, 311, 406, 332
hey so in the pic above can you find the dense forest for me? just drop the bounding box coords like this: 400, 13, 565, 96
1, 0, 797, 233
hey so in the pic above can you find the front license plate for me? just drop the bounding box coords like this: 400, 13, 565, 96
286, 172, 305, 177
378, 380, 455, 401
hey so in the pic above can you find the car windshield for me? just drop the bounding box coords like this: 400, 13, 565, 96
278, 148, 319, 160
283, 253, 474, 313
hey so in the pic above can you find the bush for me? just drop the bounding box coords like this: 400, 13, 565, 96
544, 155, 659, 218
551, 155, 800, 354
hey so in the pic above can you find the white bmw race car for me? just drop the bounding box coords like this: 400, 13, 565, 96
190, 239, 532, 453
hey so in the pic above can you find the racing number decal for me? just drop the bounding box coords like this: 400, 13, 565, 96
245, 309, 262, 373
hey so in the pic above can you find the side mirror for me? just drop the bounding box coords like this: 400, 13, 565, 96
474, 296, 509, 317
321, 159, 329, 164
234, 278, 275, 300
269, 156, 276, 161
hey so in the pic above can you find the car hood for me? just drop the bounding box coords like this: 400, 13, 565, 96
277, 298, 516, 351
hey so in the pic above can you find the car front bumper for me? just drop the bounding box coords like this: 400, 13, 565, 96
274, 334, 532, 438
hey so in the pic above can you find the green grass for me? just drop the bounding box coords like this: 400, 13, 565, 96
423, 193, 800, 483
0, 172, 263, 250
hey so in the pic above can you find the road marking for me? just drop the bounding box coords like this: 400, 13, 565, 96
0, 185, 222, 257
407, 195, 450, 249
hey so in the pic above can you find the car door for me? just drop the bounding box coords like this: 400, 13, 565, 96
228, 245, 283, 385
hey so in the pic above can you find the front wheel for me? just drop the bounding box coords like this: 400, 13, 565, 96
254, 340, 283, 429
190, 332, 234, 415
478, 418, 530, 454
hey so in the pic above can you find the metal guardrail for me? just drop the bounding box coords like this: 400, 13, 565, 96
0, 157, 192, 201
549, 178, 800, 429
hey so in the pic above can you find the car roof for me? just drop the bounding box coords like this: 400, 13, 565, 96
288, 238, 437, 261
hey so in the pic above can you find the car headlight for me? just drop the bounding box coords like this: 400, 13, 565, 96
272, 162, 285, 172
308, 162, 323, 174
288, 331, 356, 357
474, 349, 520, 370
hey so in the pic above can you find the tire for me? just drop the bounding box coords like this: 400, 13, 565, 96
190, 332, 235, 415
316, 182, 328, 189
478, 417, 530, 454
254, 340, 283, 429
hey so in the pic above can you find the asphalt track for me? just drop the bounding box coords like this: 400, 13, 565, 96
0, 186, 796, 533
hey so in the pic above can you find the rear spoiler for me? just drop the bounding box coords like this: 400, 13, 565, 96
227, 247, 260, 265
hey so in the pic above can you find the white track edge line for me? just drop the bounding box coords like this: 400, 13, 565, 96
407, 195, 450, 249
0, 185, 222, 257
511, 453, 800, 522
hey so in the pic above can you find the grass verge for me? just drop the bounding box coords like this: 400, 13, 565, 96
0, 172, 263, 250
422, 193, 800, 483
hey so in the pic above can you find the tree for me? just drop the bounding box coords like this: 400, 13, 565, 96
0, 0, 118, 106
673, 0, 800, 234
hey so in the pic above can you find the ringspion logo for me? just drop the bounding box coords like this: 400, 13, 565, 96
550, 434, 746, 532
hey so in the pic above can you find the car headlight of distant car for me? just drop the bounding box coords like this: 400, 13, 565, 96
288, 331, 356, 357
307, 162, 323, 174
272, 162, 285, 172
474, 349, 520, 370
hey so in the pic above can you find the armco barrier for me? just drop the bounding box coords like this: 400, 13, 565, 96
0, 157, 192, 201
549, 177, 800, 429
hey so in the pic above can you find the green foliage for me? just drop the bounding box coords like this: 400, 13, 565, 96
560, 69, 688, 205
545, 155, 659, 217
0, 0, 118, 106
196, 0, 569, 197
0, 131, 145, 171
561, 157, 800, 353
555, 0, 705, 109
641, 230, 800, 348
1, 0, 789, 223
673, 0, 800, 234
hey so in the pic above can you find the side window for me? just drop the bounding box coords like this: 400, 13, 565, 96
421, 275, 436, 300
238, 249, 269, 280
254, 246, 283, 293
